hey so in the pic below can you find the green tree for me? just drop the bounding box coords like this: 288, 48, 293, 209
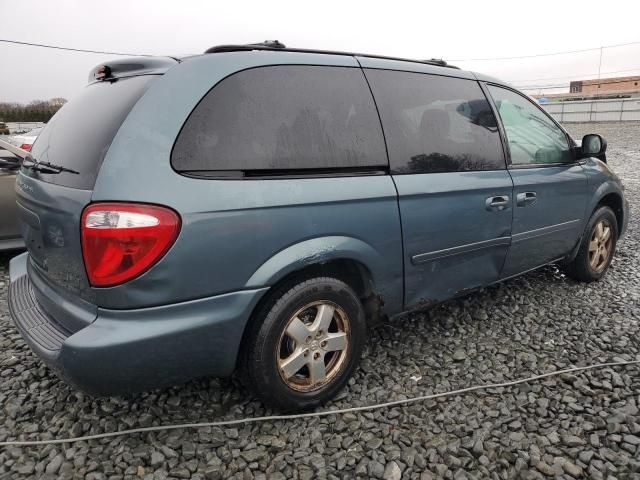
0, 98, 67, 123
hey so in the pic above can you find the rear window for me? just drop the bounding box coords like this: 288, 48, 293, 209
29, 75, 154, 189
171, 65, 387, 176
364, 69, 505, 174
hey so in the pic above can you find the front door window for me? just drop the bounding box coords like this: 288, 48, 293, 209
488, 86, 571, 166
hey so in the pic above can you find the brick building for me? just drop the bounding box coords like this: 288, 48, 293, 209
569, 75, 640, 94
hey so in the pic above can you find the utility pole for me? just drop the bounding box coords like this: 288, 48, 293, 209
591, 46, 604, 121
597, 46, 603, 81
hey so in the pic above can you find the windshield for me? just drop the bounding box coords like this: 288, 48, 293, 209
28, 75, 155, 189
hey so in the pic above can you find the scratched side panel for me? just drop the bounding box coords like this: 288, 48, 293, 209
394, 170, 513, 307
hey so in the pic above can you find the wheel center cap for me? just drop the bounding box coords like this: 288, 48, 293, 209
310, 340, 319, 350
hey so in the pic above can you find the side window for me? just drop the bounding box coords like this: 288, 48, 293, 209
487, 85, 571, 166
364, 69, 505, 174
171, 65, 387, 175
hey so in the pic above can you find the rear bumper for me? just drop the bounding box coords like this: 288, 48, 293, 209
8, 253, 267, 396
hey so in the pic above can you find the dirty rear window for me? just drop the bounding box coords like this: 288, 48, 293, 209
171, 65, 387, 175
29, 75, 154, 189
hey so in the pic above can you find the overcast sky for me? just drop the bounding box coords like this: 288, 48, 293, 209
1, 0, 640, 103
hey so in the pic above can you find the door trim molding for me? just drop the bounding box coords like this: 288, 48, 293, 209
411, 236, 511, 265
511, 219, 581, 244
411, 218, 581, 265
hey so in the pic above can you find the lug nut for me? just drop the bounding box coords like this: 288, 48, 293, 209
321, 340, 327, 348
313, 352, 321, 360
303, 349, 309, 357
305, 336, 312, 343
316, 330, 323, 338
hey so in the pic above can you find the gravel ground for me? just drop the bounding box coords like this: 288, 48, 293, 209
1, 122, 640, 479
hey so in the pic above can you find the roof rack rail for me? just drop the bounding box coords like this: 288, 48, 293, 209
204, 40, 286, 54
421, 58, 449, 67
203, 41, 458, 69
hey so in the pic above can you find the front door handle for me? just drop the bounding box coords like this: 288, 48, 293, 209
485, 195, 510, 211
516, 191, 537, 207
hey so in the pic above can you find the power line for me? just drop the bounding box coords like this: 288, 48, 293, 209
5, 37, 640, 64
3, 37, 640, 92
450, 40, 640, 62
0, 39, 156, 57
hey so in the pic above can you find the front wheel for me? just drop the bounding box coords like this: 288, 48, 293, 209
242, 277, 366, 411
564, 206, 618, 282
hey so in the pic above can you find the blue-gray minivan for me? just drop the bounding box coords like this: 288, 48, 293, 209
7, 43, 629, 410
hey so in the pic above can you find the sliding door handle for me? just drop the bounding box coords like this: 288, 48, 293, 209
516, 192, 537, 207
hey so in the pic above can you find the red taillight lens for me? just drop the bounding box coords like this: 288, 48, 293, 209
81, 203, 181, 287
20, 143, 32, 151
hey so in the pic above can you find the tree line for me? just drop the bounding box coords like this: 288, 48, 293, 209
0, 98, 67, 123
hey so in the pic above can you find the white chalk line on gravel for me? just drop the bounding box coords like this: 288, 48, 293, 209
1, 360, 638, 447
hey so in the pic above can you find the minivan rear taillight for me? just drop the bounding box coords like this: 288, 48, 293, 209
20, 144, 32, 151
81, 203, 181, 287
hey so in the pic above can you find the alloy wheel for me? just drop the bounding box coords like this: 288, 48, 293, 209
277, 301, 350, 392
588, 219, 613, 272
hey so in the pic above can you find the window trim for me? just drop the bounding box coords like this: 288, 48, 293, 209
478, 81, 512, 169
483, 82, 579, 169
363, 67, 508, 175
170, 63, 390, 180
178, 166, 388, 180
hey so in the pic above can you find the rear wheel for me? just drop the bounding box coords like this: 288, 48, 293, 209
564, 206, 618, 282
242, 277, 366, 411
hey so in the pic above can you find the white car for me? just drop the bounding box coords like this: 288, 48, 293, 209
9, 126, 43, 152
0, 148, 23, 250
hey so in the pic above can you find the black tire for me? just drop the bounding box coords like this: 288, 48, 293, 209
242, 277, 366, 411
564, 206, 618, 282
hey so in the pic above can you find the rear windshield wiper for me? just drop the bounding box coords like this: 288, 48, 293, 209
1, 132, 78, 175
22, 157, 79, 175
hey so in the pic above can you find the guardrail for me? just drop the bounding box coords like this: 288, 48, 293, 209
541, 98, 640, 123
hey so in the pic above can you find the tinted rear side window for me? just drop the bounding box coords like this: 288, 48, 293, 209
364, 69, 505, 174
29, 75, 154, 189
171, 65, 387, 175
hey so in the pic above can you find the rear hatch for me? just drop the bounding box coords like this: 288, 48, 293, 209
16, 58, 176, 301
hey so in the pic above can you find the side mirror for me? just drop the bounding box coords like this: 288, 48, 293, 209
581, 134, 607, 157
